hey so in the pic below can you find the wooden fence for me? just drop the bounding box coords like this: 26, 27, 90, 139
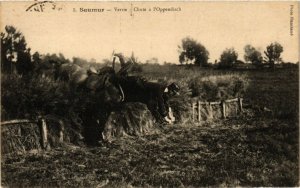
192, 98, 243, 124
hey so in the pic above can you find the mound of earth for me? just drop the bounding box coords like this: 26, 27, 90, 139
102, 102, 156, 142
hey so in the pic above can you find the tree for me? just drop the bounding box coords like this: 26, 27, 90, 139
32, 51, 42, 65
178, 37, 209, 66
264, 42, 283, 68
17, 48, 33, 74
33, 53, 70, 78
219, 48, 238, 69
244, 45, 263, 67
1, 25, 34, 74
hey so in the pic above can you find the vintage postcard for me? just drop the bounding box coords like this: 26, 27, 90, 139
1, 1, 299, 187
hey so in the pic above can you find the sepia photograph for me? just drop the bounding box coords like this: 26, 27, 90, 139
1, 1, 299, 187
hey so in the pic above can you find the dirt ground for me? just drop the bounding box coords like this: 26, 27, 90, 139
1, 117, 298, 187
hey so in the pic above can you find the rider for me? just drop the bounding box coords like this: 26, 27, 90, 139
145, 82, 180, 124
114, 53, 134, 77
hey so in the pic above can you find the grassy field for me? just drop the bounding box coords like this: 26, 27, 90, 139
2, 118, 298, 187
1, 66, 299, 187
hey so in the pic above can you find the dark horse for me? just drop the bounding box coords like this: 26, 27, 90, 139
115, 75, 178, 123
56, 63, 126, 145
112, 53, 179, 123
56, 63, 125, 104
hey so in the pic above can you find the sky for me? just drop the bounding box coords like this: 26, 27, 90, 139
1, 1, 299, 64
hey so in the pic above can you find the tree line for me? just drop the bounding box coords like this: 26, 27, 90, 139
178, 37, 296, 69
1, 26, 96, 75
1, 26, 298, 76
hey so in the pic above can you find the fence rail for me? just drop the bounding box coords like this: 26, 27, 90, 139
1, 119, 36, 126
192, 98, 243, 125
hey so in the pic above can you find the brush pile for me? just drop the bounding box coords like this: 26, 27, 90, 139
1, 122, 41, 154
189, 74, 248, 101
1, 116, 83, 154
103, 102, 156, 142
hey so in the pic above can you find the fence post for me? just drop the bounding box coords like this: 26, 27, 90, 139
238, 98, 243, 114
198, 101, 201, 125
209, 102, 213, 119
58, 120, 64, 143
17, 126, 22, 136
222, 101, 226, 119
192, 102, 196, 122
38, 117, 48, 150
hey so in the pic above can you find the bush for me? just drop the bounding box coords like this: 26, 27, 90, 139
1, 73, 93, 122
188, 74, 249, 101
168, 81, 193, 124
1, 74, 68, 120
